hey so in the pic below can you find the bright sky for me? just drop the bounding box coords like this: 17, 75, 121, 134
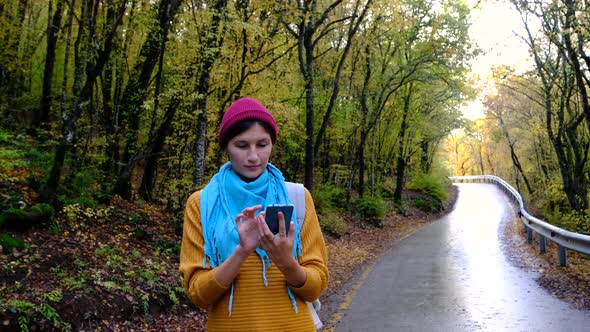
461, 0, 533, 120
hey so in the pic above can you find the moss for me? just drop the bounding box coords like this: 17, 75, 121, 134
0, 203, 54, 231
0, 233, 25, 252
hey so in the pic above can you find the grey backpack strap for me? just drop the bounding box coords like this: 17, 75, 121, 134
286, 182, 306, 227
286, 181, 322, 328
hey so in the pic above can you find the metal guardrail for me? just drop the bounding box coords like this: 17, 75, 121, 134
449, 175, 590, 266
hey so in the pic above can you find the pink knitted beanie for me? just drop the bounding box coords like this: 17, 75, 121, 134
218, 98, 278, 146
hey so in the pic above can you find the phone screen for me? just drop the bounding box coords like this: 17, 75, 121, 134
265, 204, 294, 235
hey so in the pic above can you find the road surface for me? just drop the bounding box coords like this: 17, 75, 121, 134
334, 183, 590, 332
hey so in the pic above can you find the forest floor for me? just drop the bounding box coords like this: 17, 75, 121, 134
1, 184, 590, 331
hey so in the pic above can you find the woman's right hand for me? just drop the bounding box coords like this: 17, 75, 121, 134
214, 205, 264, 287
234, 205, 263, 255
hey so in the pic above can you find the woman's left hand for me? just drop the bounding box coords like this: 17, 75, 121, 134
258, 211, 296, 270
258, 211, 307, 288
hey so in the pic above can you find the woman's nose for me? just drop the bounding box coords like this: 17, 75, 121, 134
247, 147, 259, 161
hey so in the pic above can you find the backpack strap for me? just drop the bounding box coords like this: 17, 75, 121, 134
286, 181, 322, 329
286, 182, 306, 227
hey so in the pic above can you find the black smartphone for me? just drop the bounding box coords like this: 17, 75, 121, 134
265, 204, 294, 235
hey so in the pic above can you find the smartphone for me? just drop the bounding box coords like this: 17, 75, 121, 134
265, 204, 294, 235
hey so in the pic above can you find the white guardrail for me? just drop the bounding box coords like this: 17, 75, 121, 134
449, 175, 590, 266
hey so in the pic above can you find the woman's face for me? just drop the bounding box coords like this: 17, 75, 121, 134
226, 122, 273, 181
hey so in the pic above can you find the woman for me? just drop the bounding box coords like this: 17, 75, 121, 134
179, 97, 329, 331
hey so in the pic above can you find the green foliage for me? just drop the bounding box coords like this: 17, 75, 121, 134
541, 182, 569, 212
414, 197, 443, 213
95, 244, 117, 256
0, 148, 27, 170
91, 243, 183, 313
23, 149, 53, 171
0, 298, 71, 331
0, 133, 50, 172
31, 203, 55, 220
0, 189, 23, 211
0, 131, 11, 143
59, 170, 105, 207
0, 133, 51, 199
158, 170, 194, 215
0, 203, 54, 231
62, 203, 113, 225
313, 184, 347, 212
154, 237, 181, 256
548, 209, 590, 236
0, 233, 26, 252
60, 276, 85, 290
50, 266, 86, 290
355, 195, 386, 228
377, 178, 396, 200
317, 208, 347, 237
312, 184, 350, 236
43, 290, 63, 303
406, 172, 449, 204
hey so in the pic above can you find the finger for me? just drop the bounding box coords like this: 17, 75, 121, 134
288, 221, 295, 240
277, 211, 286, 236
256, 214, 266, 232
243, 205, 263, 216
257, 214, 274, 239
235, 213, 243, 225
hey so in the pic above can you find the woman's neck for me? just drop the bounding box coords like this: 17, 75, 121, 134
237, 172, 260, 183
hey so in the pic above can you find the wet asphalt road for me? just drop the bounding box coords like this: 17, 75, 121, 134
334, 183, 590, 332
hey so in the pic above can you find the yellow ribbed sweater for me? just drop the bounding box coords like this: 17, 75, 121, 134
179, 188, 329, 332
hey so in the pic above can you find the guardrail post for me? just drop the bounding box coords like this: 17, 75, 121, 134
558, 245, 567, 266
539, 235, 546, 253
526, 226, 533, 243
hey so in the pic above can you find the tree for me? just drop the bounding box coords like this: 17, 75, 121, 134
279, 0, 345, 190
42, 0, 127, 203
485, 93, 534, 195
191, 0, 229, 187
113, 0, 183, 199
38, 0, 64, 128
513, 0, 589, 210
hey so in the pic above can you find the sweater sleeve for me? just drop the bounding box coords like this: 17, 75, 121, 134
179, 191, 231, 309
289, 188, 329, 302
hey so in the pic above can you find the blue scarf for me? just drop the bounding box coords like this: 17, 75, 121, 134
200, 162, 303, 315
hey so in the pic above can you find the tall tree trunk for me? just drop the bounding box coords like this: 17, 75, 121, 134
301, 23, 315, 191
420, 141, 432, 173
139, 100, 174, 201
393, 85, 412, 203
193, 0, 228, 187
139, 35, 168, 201
358, 43, 371, 197
495, 111, 533, 194
41, 0, 83, 203
38, 0, 64, 129
109, 0, 137, 175
101, 56, 116, 174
